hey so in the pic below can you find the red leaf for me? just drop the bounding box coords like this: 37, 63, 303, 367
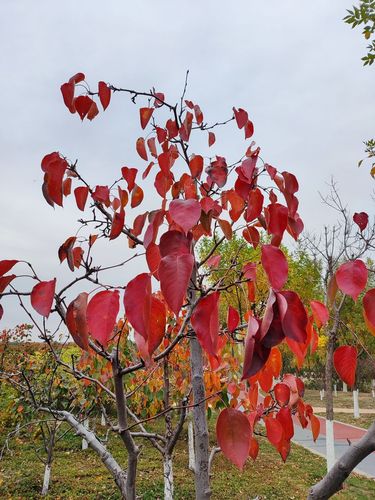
261, 245, 288, 290
274, 383, 291, 407
227, 306, 240, 333
233, 107, 248, 129
159, 230, 191, 257
63, 177, 72, 196
242, 318, 270, 378
169, 199, 201, 233
148, 296, 166, 355
86, 290, 119, 346
218, 219, 232, 240
244, 120, 254, 139
31, 279, 56, 317
146, 243, 161, 279
189, 155, 204, 179
333, 345, 357, 387
74, 186, 89, 211
310, 414, 320, 442
249, 437, 259, 461
87, 101, 99, 121
159, 254, 194, 316
147, 137, 157, 158
140, 107, 154, 129
92, 185, 110, 206
310, 300, 329, 328
98, 81, 111, 110
179, 112, 193, 141
110, 209, 125, 240
68, 73, 85, 84
336, 259, 368, 301
124, 273, 151, 340
216, 408, 251, 470
208, 131, 216, 147
246, 188, 264, 222
72, 247, 83, 269
353, 212, 368, 231
243, 226, 260, 248
363, 288, 375, 335
74, 95, 94, 120
191, 292, 220, 358
0, 275, 16, 294
265, 416, 283, 447
0, 260, 18, 277
121, 167, 138, 192
136, 138, 148, 161
41, 154, 68, 207
131, 184, 144, 208
277, 291, 308, 344
66, 292, 89, 350
206, 254, 221, 269
155, 171, 174, 198
276, 407, 294, 440
60, 82, 75, 113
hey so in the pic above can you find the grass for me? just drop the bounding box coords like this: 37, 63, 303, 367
304, 389, 375, 411
314, 412, 375, 429
1, 418, 375, 499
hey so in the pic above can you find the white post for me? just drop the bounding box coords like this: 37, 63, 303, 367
188, 417, 195, 472
334, 384, 337, 397
326, 419, 335, 472
343, 382, 348, 392
82, 418, 89, 450
41, 464, 51, 496
353, 390, 360, 419
163, 455, 174, 500
101, 412, 106, 426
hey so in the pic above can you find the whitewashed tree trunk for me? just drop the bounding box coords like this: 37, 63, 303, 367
343, 382, 348, 392
188, 417, 195, 472
372, 389, 375, 398
326, 419, 335, 471
41, 463, 51, 496
320, 390, 323, 401
334, 384, 337, 397
163, 454, 174, 500
82, 418, 89, 450
101, 412, 106, 426
353, 389, 360, 418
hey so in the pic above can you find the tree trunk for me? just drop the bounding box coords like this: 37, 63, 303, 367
163, 454, 174, 500
112, 351, 139, 500
41, 463, 51, 496
353, 389, 360, 418
189, 335, 211, 499
325, 332, 335, 471
188, 414, 196, 473
308, 421, 375, 499
42, 408, 127, 497
82, 417, 89, 450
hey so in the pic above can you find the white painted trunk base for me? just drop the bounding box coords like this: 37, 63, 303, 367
101, 412, 106, 426
334, 384, 337, 397
188, 419, 195, 472
353, 389, 360, 419
342, 382, 348, 392
163, 456, 174, 500
41, 464, 51, 496
82, 418, 89, 450
326, 419, 335, 472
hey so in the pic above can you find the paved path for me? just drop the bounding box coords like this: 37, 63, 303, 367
292, 413, 375, 478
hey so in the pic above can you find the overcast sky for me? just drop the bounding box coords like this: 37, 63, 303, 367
1, 0, 374, 331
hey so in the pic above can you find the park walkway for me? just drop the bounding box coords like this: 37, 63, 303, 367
292, 412, 375, 478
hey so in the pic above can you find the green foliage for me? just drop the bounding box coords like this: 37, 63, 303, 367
344, 0, 375, 65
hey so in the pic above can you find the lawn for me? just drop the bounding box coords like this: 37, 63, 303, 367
304, 389, 375, 411
1, 418, 375, 499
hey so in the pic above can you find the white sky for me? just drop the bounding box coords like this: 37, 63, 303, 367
0, 0, 374, 330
